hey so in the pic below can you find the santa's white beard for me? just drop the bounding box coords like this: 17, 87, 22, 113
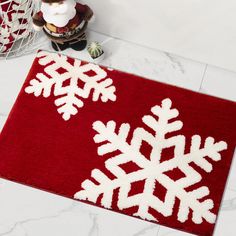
41, 0, 76, 27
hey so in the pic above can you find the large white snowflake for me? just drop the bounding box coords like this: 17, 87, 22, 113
25, 51, 116, 121
74, 98, 227, 224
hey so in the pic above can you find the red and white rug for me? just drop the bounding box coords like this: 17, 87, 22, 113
0, 51, 235, 236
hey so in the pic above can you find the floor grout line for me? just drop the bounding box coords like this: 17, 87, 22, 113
156, 225, 161, 236
101, 37, 114, 46
89, 29, 206, 66
199, 64, 208, 92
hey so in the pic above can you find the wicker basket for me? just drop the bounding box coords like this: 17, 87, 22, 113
0, 0, 39, 58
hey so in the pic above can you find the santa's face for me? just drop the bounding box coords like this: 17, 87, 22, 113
41, 0, 76, 27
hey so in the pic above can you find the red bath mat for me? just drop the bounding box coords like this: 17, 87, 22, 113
0, 51, 235, 236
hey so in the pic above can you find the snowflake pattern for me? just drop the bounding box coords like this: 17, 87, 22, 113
74, 98, 227, 224
25, 51, 116, 121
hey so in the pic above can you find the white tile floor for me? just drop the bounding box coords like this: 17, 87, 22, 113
0, 31, 235, 236
200, 66, 236, 101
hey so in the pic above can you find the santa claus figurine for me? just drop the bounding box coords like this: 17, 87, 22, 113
32, 0, 93, 51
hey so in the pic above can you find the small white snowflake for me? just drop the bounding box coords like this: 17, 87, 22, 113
25, 51, 116, 121
74, 98, 227, 224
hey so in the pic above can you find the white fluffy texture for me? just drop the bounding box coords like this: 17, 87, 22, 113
41, 0, 76, 27
25, 51, 116, 121
74, 98, 228, 224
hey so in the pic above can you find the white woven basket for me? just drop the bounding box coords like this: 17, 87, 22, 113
0, 0, 40, 59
